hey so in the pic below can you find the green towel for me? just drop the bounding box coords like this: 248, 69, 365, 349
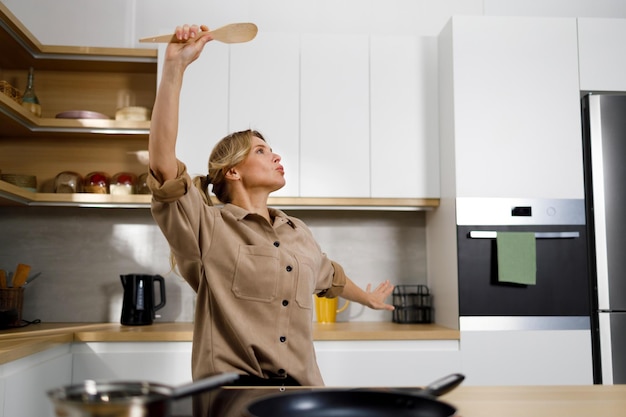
496, 232, 537, 285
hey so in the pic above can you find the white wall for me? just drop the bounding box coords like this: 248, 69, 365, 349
3, 0, 482, 48
4, 0, 626, 49
0, 207, 427, 323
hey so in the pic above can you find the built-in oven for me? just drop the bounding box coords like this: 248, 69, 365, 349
456, 198, 594, 384
456, 198, 590, 327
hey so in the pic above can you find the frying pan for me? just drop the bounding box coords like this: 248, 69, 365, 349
47, 372, 239, 417
245, 373, 465, 417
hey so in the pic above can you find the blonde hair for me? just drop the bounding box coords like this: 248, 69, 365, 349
192, 129, 265, 205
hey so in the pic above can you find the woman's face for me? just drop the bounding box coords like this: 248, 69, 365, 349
235, 136, 285, 192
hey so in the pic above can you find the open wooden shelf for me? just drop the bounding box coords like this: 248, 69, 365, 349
0, 180, 439, 209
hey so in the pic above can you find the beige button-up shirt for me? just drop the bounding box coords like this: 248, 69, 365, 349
148, 161, 347, 386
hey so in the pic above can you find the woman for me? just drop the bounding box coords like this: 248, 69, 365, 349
148, 24, 395, 386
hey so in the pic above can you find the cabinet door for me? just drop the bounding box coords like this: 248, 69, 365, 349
72, 342, 193, 385
315, 340, 461, 387
449, 17, 583, 199
2, 345, 72, 417
300, 34, 370, 197
370, 35, 439, 198
168, 43, 230, 179
578, 18, 626, 92
230, 32, 301, 197
460, 329, 593, 385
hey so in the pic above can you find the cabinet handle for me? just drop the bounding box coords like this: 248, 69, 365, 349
468, 231, 580, 239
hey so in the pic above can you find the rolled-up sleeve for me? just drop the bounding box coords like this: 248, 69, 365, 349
317, 260, 347, 298
147, 160, 192, 203
148, 160, 214, 290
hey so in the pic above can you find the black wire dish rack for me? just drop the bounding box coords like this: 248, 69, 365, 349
392, 285, 432, 324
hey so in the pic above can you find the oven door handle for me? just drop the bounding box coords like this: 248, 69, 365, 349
468, 231, 580, 239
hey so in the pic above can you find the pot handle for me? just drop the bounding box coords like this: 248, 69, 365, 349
421, 373, 465, 397
153, 275, 166, 312
352, 373, 465, 398
171, 372, 240, 399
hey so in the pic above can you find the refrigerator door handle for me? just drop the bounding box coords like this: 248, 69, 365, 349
468, 231, 580, 239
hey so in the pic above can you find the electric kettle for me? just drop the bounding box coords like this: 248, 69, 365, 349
120, 274, 166, 326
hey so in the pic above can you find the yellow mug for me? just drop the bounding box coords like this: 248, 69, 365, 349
314, 296, 350, 323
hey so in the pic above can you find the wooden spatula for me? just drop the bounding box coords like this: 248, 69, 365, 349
11, 264, 31, 288
139, 23, 258, 44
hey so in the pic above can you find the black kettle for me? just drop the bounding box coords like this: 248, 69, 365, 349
120, 274, 166, 326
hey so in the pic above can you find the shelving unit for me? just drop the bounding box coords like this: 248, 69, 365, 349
0, 178, 439, 210
0, 2, 156, 207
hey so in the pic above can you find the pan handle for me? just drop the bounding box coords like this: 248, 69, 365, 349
171, 372, 240, 398
421, 373, 465, 397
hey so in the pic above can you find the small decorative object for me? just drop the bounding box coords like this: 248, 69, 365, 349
55, 110, 110, 120
21, 67, 41, 117
1, 173, 37, 192
115, 106, 151, 121
83, 171, 110, 194
0, 80, 23, 104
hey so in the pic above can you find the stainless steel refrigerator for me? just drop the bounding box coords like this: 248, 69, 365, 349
582, 93, 626, 384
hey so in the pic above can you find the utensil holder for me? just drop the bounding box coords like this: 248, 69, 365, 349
0, 287, 24, 327
392, 285, 432, 324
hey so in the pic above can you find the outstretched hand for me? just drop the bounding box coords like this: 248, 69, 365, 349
165, 24, 213, 68
364, 280, 395, 311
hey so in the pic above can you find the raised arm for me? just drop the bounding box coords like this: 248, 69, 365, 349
149, 24, 213, 182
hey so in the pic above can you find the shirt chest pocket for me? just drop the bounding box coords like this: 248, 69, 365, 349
232, 245, 279, 302
294, 255, 316, 310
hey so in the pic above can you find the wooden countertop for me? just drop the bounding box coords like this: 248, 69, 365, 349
193, 384, 626, 417
0, 322, 459, 365
443, 385, 626, 417
0, 321, 621, 417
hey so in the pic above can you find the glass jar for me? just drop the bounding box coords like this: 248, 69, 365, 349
110, 172, 137, 195
136, 172, 151, 195
83, 172, 110, 194
53, 171, 83, 193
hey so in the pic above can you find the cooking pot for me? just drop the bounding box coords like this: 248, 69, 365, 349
47, 372, 239, 417
245, 373, 465, 417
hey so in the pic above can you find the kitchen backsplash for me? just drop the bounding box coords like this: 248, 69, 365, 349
0, 207, 427, 323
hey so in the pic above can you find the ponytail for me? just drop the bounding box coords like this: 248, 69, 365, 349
192, 174, 213, 206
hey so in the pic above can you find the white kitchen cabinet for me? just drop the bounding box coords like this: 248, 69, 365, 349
166, 31, 438, 201
71, 342, 193, 385
314, 340, 461, 387
439, 16, 583, 199
229, 32, 301, 197
578, 18, 626, 92
72, 340, 460, 388
0, 344, 72, 417
300, 34, 370, 198
460, 329, 593, 385
172, 43, 230, 179
370, 35, 440, 199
